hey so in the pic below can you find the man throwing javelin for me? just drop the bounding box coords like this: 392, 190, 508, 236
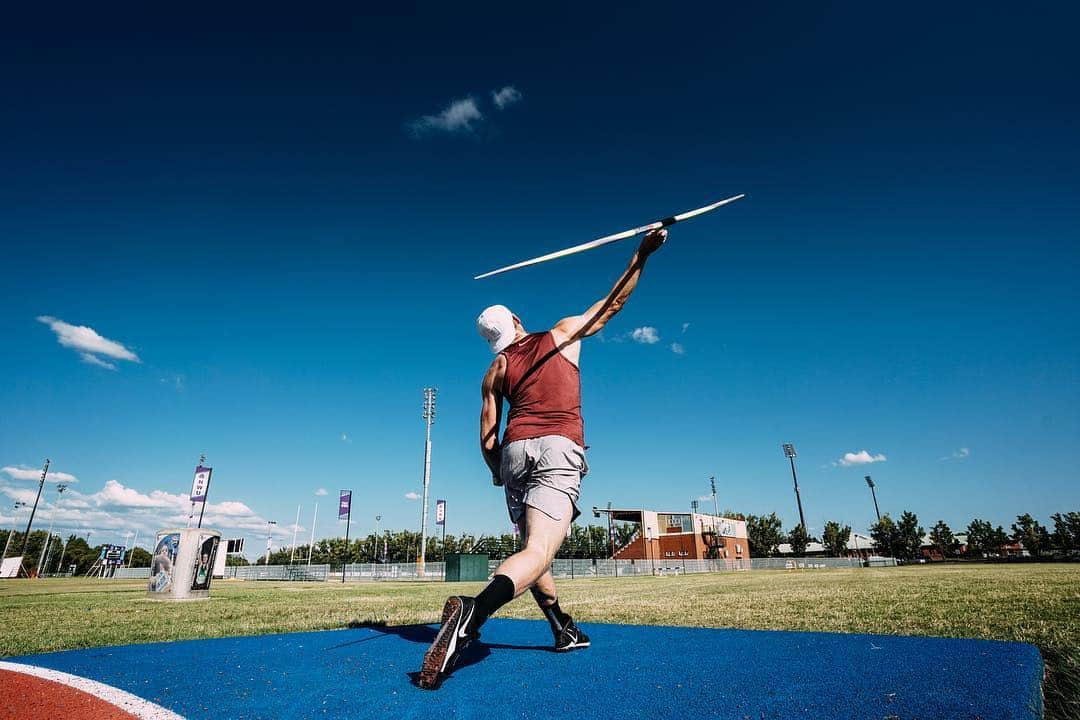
418, 228, 667, 689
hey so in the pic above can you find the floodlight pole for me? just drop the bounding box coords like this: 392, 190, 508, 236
36, 483, 67, 576
290, 504, 301, 565
2, 503, 28, 561
710, 476, 719, 517
782, 444, 807, 531
18, 459, 50, 576
265, 520, 276, 565
418, 387, 436, 575
127, 529, 138, 568
865, 476, 881, 522
307, 503, 318, 566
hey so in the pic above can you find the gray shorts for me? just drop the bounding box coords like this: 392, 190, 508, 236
500, 435, 588, 524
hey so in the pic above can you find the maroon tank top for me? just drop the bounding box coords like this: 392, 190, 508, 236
501, 332, 584, 447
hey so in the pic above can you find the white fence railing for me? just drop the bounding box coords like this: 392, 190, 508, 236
106, 556, 895, 582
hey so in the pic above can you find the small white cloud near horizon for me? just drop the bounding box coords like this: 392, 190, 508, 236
315, 488, 328, 496
408, 97, 483, 136
837, 450, 887, 467
940, 447, 971, 461
631, 327, 660, 344
671, 342, 685, 355
404, 491, 421, 501
492, 85, 522, 110
2, 465, 78, 483
37, 316, 140, 368
681, 322, 690, 333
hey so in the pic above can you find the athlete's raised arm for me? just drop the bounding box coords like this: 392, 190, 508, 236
551, 229, 666, 345
479, 354, 506, 482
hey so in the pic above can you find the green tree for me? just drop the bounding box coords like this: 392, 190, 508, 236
929, 520, 955, 558
870, 514, 899, 557
895, 511, 925, 561
786, 524, 809, 556
746, 513, 784, 557
128, 547, 153, 568
1049, 512, 1080, 556
1011, 514, 1049, 558
821, 521, 851, 557
966, 518, 998, 557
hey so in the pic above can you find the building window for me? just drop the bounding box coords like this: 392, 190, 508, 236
735, 544, 742, 555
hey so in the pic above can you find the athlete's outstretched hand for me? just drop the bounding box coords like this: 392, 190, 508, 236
639, 228, 667, 256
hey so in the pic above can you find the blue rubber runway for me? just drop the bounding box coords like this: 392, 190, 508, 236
9, 620, 1042, 719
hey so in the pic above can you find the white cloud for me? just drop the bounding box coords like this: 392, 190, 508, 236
682, 322, 690, 333
315, 488, 328, 496
37, 316, 140, 367
340, 433, 351, 444
940, 447, 971, 461
1, 485, 40, 504
80, 353, 117, 370
2, 466, 78, 483
0, 478, 279, 546
837, 450, 887, 466
670, 342, 685, 355
404, 491, 421, 501
408, 97, 483, 136
631, 327, 660, 344
90, 479, 186, 509
492, 85, 522, 110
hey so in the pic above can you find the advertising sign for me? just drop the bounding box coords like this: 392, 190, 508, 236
149, 532, 180, 593
338, 491, 352, 519
191, 465, 212, 502
104, 545, 126, 566
191, 534, 219, 591
435, 499, 446, 526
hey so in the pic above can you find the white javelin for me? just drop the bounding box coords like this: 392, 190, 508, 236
474, 193, 745, 280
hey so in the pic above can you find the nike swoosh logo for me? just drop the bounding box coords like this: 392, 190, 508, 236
457, 605, 475, 639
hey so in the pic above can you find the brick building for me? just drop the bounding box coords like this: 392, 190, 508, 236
605, 508, 749, 564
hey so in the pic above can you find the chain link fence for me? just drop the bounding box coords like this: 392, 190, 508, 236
107, 555, 894, 582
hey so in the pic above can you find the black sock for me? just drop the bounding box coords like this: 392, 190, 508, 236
472, 574, 515, 629
530, 587, 571, 633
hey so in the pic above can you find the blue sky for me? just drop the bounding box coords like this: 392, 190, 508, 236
2, 3, 1078, 555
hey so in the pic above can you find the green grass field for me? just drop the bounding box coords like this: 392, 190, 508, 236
2, 564, 1077, 718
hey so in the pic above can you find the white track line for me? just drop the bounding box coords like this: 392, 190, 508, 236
0, 660, 185, 720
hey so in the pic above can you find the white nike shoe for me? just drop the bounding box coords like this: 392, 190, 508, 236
418, 596, 478, 689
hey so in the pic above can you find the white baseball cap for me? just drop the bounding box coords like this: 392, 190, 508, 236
477, 304, 516, 354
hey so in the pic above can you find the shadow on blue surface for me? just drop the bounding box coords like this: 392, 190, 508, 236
11, 619, 1042, 720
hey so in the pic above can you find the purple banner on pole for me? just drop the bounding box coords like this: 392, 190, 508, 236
435, 499, 446, 526
190, 466, 212, 502
338, 491, 352, 519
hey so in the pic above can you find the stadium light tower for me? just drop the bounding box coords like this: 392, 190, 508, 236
865, 475, 881, 522
709, 476, 719, 517
418, 387, 437, 574
36, 483, 68, 576
265, 520, 277, 565
782, 444, 807, 531
17, 459, 50, 575
2, 502, 30, 561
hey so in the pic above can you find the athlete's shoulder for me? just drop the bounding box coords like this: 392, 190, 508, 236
482, 353, 507, 389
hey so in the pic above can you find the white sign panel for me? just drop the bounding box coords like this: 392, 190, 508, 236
191, 465, 212, 502
0, 556, 22, 578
